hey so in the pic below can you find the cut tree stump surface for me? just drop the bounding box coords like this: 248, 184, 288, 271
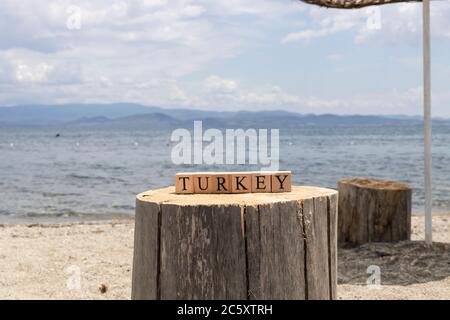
338, 178, 412, 246
137, 185, 333, 205
339, 178, 411, 190
132, 186, 338, 300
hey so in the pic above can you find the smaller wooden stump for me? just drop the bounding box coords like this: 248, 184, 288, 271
338, 178, 412, 246
132, 186, 338, 300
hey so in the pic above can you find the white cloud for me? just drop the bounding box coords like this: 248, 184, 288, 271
204, 75, 237, 94
0, 0, 301, 107
327, 53, 342, 61
0, 57, 16, 83
0, 0, 448, 116
282, 2, 450, 45
282, 9, 359, 43
0, 49, 83, 85
15, 63, 52, 83
165, 77, 425, 116
238, 85, 300, 106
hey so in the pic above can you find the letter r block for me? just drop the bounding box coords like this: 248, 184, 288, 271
175, 173, 194, 194
231, 173, 252, 193
211, 173, 231, 194
271, 171, 292, 193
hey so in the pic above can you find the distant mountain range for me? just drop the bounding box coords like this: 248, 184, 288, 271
0, 103, 447, 129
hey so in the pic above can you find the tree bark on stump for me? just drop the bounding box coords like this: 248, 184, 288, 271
338, 178, 412, 246
132, 186, 338, 300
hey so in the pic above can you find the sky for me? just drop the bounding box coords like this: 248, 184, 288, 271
0, 0, 449, 116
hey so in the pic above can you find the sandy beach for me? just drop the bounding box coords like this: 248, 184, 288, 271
0, 215, 448, 300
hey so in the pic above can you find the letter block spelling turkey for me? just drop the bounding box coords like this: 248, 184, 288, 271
175, 171, 292, 194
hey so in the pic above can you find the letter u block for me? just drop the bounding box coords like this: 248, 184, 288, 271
193, 173, 214, 194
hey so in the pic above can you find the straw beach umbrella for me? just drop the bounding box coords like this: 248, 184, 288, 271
301, 0, 424, 9
298, 0, 433, 244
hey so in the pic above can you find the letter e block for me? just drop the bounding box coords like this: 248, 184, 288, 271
251, 173, 271, 193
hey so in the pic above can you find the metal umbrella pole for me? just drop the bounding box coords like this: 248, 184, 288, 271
423, 0, 432, 244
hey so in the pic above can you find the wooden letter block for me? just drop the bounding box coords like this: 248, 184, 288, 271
211, 173, 231, 194
231, 173, 252, 193
193, 173, 214, 194
271, 171, 292, 193
251, 172, 271, 193
175, 173, 194, 194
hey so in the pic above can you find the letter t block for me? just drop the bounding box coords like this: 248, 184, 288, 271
175, 173, 194, 194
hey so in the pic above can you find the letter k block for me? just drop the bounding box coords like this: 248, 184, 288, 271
231, 173, 252, 193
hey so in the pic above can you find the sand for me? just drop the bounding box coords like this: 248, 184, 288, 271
0, 215, 448, 300
339, 215, 450, 300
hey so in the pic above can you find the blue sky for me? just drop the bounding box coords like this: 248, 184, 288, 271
0, 0, 449, 116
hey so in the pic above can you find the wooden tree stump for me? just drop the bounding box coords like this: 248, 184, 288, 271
132, 186, 338, 300
338, 178, 412, 246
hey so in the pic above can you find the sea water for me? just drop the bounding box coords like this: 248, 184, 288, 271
1, 124, 449, 223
